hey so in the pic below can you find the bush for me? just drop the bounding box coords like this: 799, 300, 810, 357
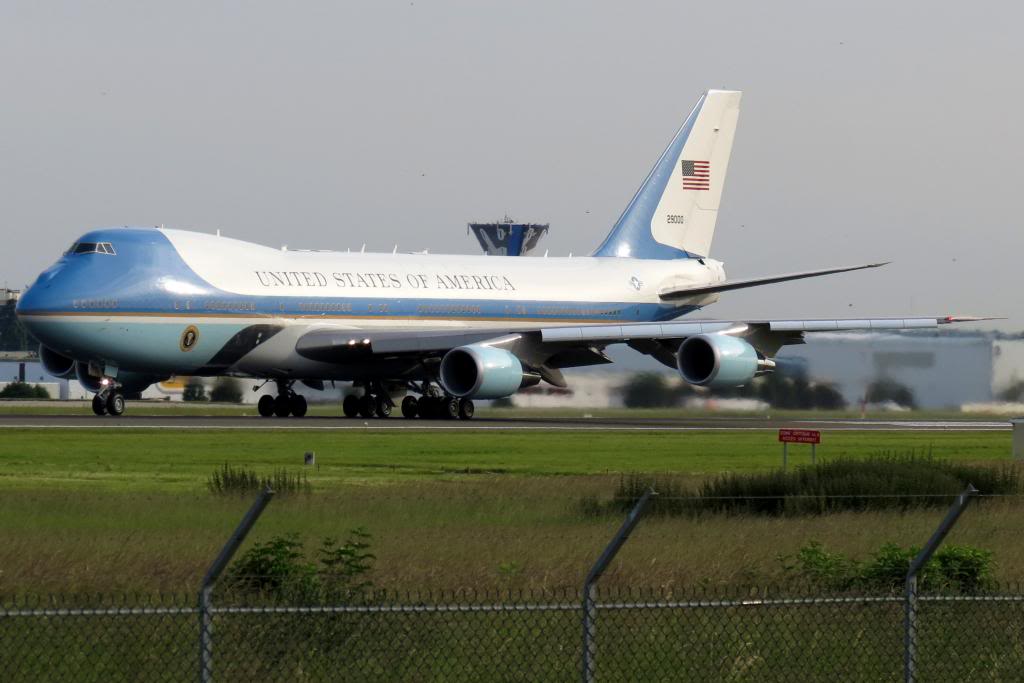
207, 463, 312, 496
866, 378, 916, 408
209, 377, 243, 403
621, 373, 688, 408
782, 540, 994, 592
183, 378, 207, 402
0, 382, 50, 399
225, 530, 375, 602
587, 454, 1021, 517
999, 380, 1024, 402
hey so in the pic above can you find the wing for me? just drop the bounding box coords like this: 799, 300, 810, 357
294, 316, 988, 390
658, 263, 888, 300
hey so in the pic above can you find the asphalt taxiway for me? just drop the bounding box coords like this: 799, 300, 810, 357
0, 414, 1010, 432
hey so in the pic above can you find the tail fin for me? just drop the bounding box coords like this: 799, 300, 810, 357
593, 90, 741, 259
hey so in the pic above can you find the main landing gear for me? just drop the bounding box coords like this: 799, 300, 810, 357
257, 381, 308, 418
342, 380, 395, 419
91, 381, 125, 417
342, 382, 474, 421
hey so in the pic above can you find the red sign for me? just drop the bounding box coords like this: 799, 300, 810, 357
779, 429, 821, 444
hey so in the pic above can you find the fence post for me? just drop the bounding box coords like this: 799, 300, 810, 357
199, 486, 275, 683
903, 483, 977, 683
582, 488, 655, 683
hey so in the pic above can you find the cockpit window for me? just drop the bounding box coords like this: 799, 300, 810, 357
68, 242, 116, 255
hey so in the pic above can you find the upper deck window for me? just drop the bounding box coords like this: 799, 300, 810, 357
68, 242, 116, 255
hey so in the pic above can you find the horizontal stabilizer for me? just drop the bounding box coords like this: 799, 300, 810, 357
658, 262, 889, 300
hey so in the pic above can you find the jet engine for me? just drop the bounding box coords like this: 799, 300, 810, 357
439, 345, 540, 399
39, 345, 76, 379
676, 334, 774, 389
74, 363, 163, 395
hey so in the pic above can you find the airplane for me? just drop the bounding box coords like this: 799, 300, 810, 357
15, 89, 978, 419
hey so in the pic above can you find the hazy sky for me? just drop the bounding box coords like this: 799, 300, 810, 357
2, 1, 1020, 329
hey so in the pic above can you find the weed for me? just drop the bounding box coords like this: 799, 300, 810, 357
207, 463, 311, 496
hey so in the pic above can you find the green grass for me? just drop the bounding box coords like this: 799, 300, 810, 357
0, 428, 1011, 490
0, 400, 1006, 420
0, 427, 1019, 594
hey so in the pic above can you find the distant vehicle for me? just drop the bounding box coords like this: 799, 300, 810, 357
16, 90, 978, 419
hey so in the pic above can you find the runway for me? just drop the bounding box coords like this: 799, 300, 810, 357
0, 414, 1011, 432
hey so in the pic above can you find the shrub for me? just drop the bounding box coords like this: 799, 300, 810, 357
999, 380, 1024, 402
866, 378, 916, 408
0, 382, 50, 399
621, 373, 688, 408
209, 377, 244, 403
588, 455, 1021, 517
207, 463, 312, 496
782, 540, 994, 592
225, 530, 375, 601
183, 378, 207, 402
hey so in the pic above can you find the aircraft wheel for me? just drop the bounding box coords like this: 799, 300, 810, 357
358, 394, 376, 418
273, 395, 292, 417
375, 396, 392, 418
458, 398, 475, 420
91, 394, 107, 416
417, 397, 434, 419
106, 392, 125, 416
342, 395, 360, 418
290, 394, 308, 418
443, 397, 460, 420
401, 395, 418, 419
258, 395, 275, 417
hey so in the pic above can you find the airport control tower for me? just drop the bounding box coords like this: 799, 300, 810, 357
468, 218, 549, 256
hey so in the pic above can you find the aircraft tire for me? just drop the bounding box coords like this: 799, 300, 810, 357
458, 398, 475, 420
401, 395, 418, 419
358, 394, 376, 418
375, 396, 392, 418
91, 394, 107, 416
257, 395, 275, 417
418, 396, 436, 419
290, 394, 308, 418
342, 394, 360, 418
443, 397, 460, 420
106, 392, 125, 416
273, 395, 292, 417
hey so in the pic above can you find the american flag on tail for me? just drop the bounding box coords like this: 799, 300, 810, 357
680, 160, 710, 190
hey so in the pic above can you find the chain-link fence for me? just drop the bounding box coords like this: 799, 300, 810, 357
3, 586, 1024, 681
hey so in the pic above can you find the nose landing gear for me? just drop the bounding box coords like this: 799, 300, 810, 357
91, 381, 124, 417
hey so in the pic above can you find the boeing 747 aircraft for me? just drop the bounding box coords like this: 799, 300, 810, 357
16, 90, 976, 419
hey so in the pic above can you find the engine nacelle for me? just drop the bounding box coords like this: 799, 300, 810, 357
39, 345, 76, 379
75, 362, 162, 396
439, 345, 539, 399
75, 362, 105, 393
676, 334, 773, 388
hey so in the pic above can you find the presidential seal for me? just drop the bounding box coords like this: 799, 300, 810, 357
180, 325, 200, 352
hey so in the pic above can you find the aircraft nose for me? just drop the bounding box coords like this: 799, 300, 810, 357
16, 264, 68, 318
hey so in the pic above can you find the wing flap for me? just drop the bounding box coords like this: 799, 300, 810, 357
542, 316, 972, 345
295, 328, 516, 363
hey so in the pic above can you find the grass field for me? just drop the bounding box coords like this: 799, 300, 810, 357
0, 399, 1005, 420
0, 424, 1019, 595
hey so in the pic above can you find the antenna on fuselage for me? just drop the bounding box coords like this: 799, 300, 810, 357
360, 244, 366, 253
393, 245, 397, 254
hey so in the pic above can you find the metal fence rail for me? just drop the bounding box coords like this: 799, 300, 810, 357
3, 586, 1024, 682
